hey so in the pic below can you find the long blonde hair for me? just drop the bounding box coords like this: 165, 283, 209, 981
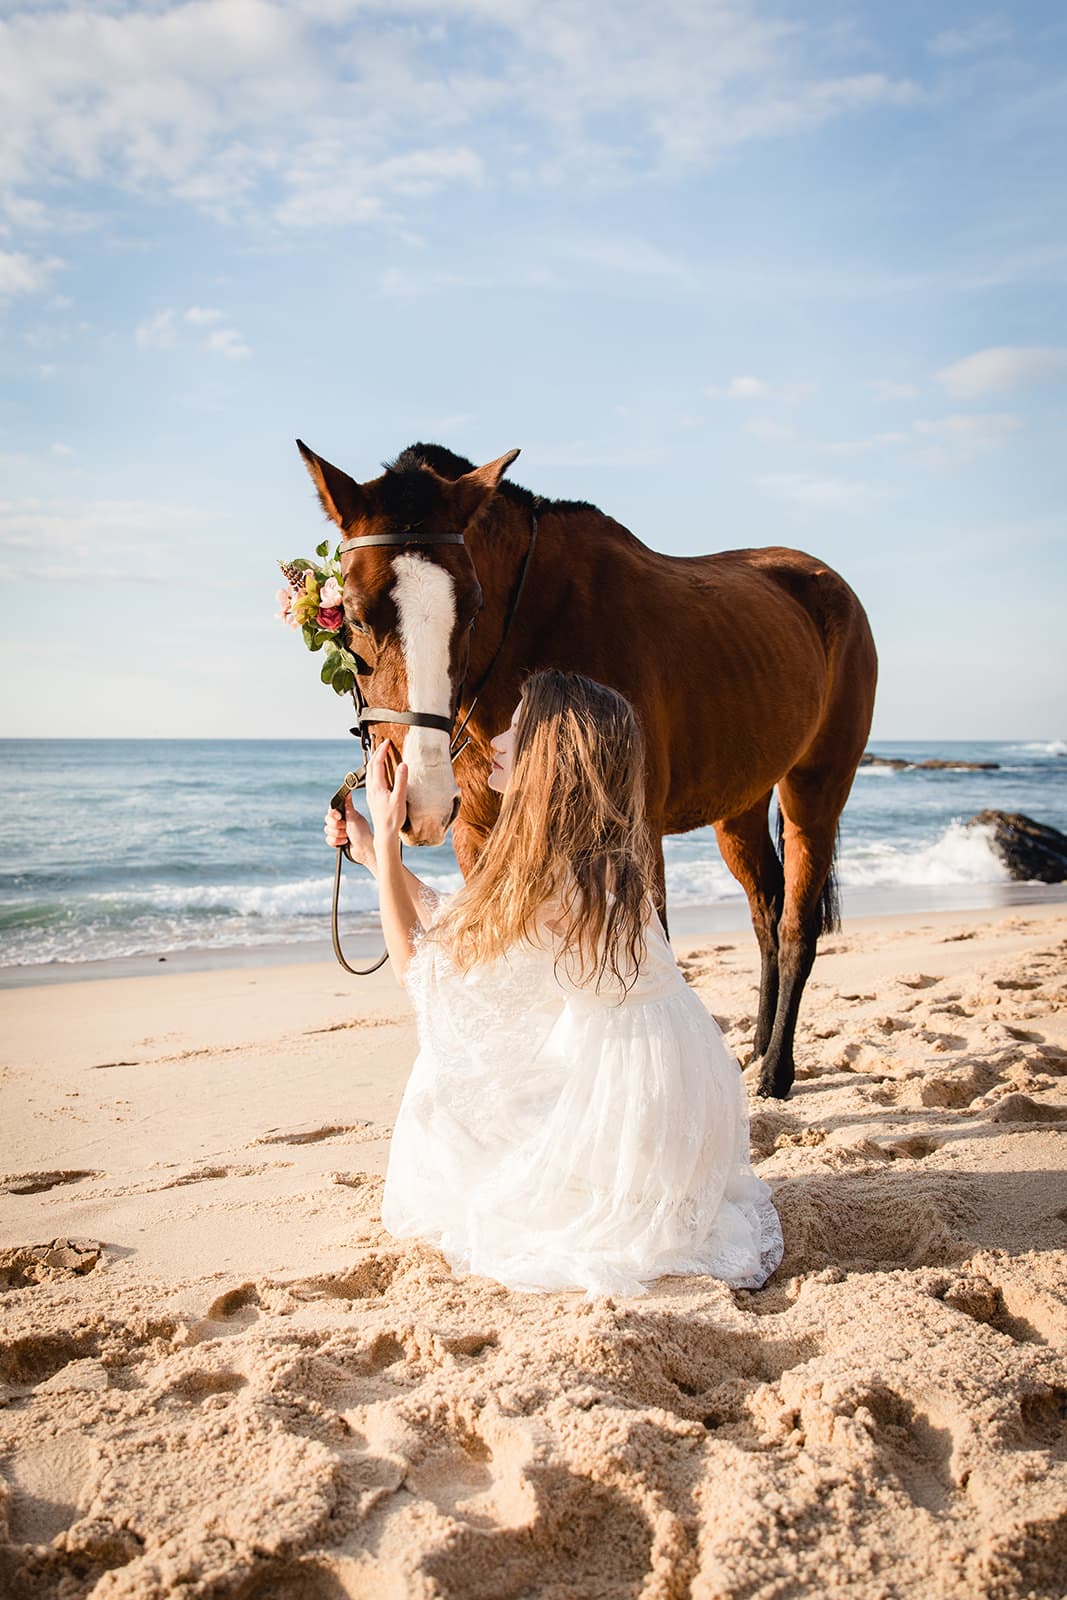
431, 670, 658, 994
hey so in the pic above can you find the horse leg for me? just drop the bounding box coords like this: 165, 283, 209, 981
714, 793, 783, 1062
754, 773, 843, 1100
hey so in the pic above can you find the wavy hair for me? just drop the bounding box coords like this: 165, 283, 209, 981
430, 670, 658, 994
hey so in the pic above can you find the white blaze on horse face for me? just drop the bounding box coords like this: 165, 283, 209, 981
391, 553, 460, 839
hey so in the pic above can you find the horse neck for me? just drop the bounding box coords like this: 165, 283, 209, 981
462, 494, 557, 737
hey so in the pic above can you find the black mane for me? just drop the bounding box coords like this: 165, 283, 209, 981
385, 443, 598, 516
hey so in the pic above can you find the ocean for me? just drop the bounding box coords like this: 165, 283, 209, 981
1, 738, 1064, 982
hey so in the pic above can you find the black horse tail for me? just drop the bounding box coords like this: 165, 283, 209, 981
775, 805, 842, 936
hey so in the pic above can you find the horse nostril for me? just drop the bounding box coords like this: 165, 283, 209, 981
447, 795, 461, 828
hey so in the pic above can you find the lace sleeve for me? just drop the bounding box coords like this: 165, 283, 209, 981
413, 879, 441, 926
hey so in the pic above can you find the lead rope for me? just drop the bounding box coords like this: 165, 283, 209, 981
329, 763, 390, 976
328, 499, 540, 975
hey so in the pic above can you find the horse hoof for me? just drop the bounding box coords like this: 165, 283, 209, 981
754, 1071, 792, 1100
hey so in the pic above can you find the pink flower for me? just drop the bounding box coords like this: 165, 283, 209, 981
320, 576, 342, 607
317, 606, 343, 632
274, 585, 295, 622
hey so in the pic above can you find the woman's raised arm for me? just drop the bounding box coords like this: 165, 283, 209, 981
324, 795, 439, 932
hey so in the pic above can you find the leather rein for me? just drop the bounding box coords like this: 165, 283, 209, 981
328, 502, 541, 974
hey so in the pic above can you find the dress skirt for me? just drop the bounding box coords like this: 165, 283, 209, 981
381, 910, 784, 1298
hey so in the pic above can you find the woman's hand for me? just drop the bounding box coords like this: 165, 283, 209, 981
324, 795, 374, 867
366, 740, 408, 853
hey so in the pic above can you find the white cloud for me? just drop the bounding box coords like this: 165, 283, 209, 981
743, 417, 793, 442
936, 346, 1067, 398
0, 249, 63, 297
50, 442, 74, 457
867, 378, 918, 400
825, 431, 909, 456
826, 413, 1021, 467
0, 0, 918, 228
206, 326, 251, 359
136, 304, 251, 358
760, 472, 867, 509
913, 411, 1022, 466
928, 17, 1011, 57
0, 496, 198, 581
714, 375, 816, 403
136, 307, 178, 349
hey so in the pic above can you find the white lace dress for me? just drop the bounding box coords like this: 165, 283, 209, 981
381, 902, 784, 1297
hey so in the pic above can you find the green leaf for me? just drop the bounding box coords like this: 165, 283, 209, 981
289, 558, 312, 572
302, 622, 317, 649
321, 656, 338, 684
315, 539, 330, 560
332, 670, 355, 696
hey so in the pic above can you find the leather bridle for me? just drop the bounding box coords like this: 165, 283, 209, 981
328, 501, 540, 974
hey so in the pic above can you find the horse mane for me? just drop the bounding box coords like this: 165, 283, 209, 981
385, 443, 599, 516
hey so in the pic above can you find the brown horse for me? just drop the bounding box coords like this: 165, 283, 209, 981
298, 440, 877, 1099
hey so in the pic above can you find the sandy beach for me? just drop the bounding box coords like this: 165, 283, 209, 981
1, 902, 1065, 1599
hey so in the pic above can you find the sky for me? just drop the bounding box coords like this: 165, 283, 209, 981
0, 0, 1064, 741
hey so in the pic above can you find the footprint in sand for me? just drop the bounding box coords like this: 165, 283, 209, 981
0, 1239, 101, 1290
2, 1432, 103, 1545
885, 1135, 943, 1161
987, 1093, 1067, 1125
205, 1282, 263, 1322
154, 1162, 284, 1190
939, 1276, 1050, 1347
1014, 1385, 1067, 1458
253, 1122, 388, 1147
914, 1063, 1002, 1108
0, 1169, 100, 1195
302, 1251, 407, 1302
829, 1384, 960, 1513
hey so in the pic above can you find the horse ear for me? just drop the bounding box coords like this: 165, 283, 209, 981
451, 448, 521, 525
296, 440, 364, 530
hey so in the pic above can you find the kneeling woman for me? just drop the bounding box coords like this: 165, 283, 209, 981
326, 669, 783, 1297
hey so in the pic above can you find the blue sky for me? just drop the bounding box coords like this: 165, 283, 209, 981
1, 0, 1064, 740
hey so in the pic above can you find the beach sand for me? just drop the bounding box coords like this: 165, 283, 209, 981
1, 903, 1065, 1599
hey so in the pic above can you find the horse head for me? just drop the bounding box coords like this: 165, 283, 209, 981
297, 439, 519, 846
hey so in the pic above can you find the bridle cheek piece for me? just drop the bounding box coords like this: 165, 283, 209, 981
328, 506, 540, 976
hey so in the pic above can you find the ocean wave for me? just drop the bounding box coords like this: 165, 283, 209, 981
663, 820, 1011, 903
0, 866, 466, 967
0, 824, 1022, 969
837, 821, 1009, 888
1015, 739, 1067, 758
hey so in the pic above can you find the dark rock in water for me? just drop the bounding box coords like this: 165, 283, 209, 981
966, 810, 1067, 883
862, 753, 1000, 771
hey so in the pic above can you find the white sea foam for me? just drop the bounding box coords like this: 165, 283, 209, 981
836, 821, 1010, 888
1017, 739, 1067, 758
663, 820, 1011, 906
81, 869, 465, 919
